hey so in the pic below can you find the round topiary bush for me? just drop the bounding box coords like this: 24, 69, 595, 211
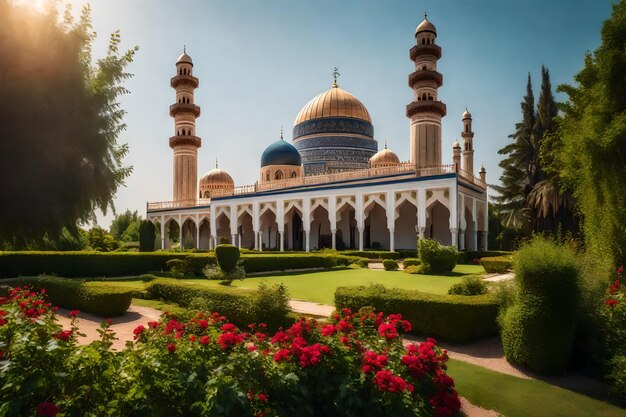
215, 244, 240, 273
448, 276, 488, 296
382, 259, 398, 271
402, 258, 421, 268
499, 237, 580, 375
418, 239, 457, 273
404, 265, 428, 275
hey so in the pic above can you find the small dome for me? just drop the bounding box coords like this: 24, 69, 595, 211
200, 168, 234, 188
416, 17, 436, 36
453, 140, 461, 148
261, 139, 302, 167
462, 109, 472, 120
370, 147, 400, 167
177, 52, 193, 65
479, 165, 486, 173
294, 85, 372, 126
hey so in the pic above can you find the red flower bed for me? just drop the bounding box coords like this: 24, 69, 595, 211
0, 286, 461, 417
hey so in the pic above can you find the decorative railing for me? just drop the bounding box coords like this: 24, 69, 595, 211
147, 163, 486, 211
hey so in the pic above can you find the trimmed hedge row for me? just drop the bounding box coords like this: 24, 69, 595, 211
480, 255, 513, 273
339, 250, 401, 260
6, 276, 133, 316
334, 285, 499, 343
0, 251, 217, 278
402, 258, 421, 268
457, 250, 513, 264
240, 254, 365, 273
145, 278, 289, 329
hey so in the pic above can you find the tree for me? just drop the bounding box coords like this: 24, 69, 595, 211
87, 227, 119, 252
0, 1, 136, 248
110, 210, 141, 241
139, 220, 156, 252
556, 0, 626, 266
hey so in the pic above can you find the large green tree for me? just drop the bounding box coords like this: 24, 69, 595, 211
556, 0, 626, 266
0, 1, 136, 248
109, 209, 141, 241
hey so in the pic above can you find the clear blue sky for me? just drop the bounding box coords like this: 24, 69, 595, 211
64, 0, 613, 228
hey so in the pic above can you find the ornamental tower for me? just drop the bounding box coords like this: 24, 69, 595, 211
452, 140, 461, 171
407, 14, 446, 169
170, 48, 201, 202
461, 108, 474, 175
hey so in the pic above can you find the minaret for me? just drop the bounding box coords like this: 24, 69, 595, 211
169, 48, 201, 202
461, 108, 474, 175
407, 13, 446, 169
479, 164, 486, 182
452, 140, 461, 171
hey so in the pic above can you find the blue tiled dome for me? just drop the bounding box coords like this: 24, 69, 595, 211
261, 139, 302, 167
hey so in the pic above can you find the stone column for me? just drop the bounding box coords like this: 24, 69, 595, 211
160, 216, 165, 250
178, 216, 183, 251
483, 231, 488, 251
231, 234, 237, 247
358, 227, 364, 251
195, 215, 200, 249
450, 227, 458, 249
418, 226, 425, 241
331, 229, 337, 250
259, 231, 263, 252
389, 229, 395, 252
472, 229, 478, 251
279, 231, 284, 252
305, 231, 310, 252
238, 233, 242, 250
459, 230, 465, 250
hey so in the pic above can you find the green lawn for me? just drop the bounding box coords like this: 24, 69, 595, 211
447, 359, 626, 417
177, 264, 485, 305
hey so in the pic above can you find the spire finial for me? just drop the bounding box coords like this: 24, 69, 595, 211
384, 139, 388, 149
215, 157, 218, 169
280, 126, 284, 140
184, 45, 186, 54
332, 67, 340, 88
424, 11, 428, 20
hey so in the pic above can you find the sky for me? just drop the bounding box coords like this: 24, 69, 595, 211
49, 0, 614, 228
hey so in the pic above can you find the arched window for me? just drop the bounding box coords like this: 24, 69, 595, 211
204, 191, 210, 198
179, 69, 182, 75
465, 125, 469, 133
290, 171, 297, 178
422, 65, 427, 71
422, 93, 427, 101
265, 171, 270, 182
421, 38, 425, 45
275, 170, 283, 180
182, 129, 186, 135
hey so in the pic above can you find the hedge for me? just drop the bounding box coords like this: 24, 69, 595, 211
402, 258, 421, 268
457, 250, 513, 264
0, 251, 216, 278
145, 278, 289, 329
418, 239, 457, 273
240, 254, 365, 273
334, 285, 498, 343
6, 276, 133, 316
215, 244, 240, 272
480, 255, 513, 273
339, 250, 401, 260
382, 259, 398, 271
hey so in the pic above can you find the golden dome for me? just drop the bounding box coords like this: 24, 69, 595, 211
370, 146, 400, 167
416, 17, 436, 35
294, 84, 372, 126
199, 166, 234, 197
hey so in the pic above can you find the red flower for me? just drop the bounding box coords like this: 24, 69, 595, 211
257, 393, 269, 403
0, 318, 6, 327
299, 344, 324, 368
148, 320, 159, 328
271, 331, 290, 344
199, 335, 210, 345
373, 369, 412, 393
221, 323, 237, 332
429, 390, 461, 417
188, 335, 197, 342
37, 402, 60, 417
337, 319, 354, 333
606, 299, 618, 307
167, 343, 176, 353
217, 332, 244, 349
321, 324, 337, 336
56, 330, 72, 342
0, 350, 3, 360
273, 348, 291, 362
198, 319, 209, 330
377, 323, 398, 340
401, 320, 412, 332
248, 344, 257, 352
69, 310, 80, 317
133, 325, 145, 339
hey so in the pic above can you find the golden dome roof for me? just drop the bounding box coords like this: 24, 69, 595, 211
294, 84, 372, 126
370, 146, 400, 167
416, 17, 436, 35
199, 167, 234, 188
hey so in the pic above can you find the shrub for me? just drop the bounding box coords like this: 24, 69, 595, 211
383, 259, 398, 271
138, 220, 156, 252
335, 284, 499, 343
448, 276, 488, 296
601, 265, 626, 403
404, 265, 428, 275
353, 258, 369, 269
340, 250, 400, 260
402, 258, 421, 268
215, 244, 240, 273
457, 250, 513, 264
499, 237, 580, 375
480, 255, 513, 273
165, 259, 191, 278
146, 278, 288, 329
0, 251, 217, 278
418, 239, 457, 273
10, 276, 132, 316
0, 287, 461, 417
240, 254, 363, 273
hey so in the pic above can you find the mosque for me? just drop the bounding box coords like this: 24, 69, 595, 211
146, 16, 489, 252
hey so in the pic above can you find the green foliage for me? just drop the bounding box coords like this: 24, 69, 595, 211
383, 259, 399, 271
457, 250, 513, 264
402, 258, 421, 268
215, 244, 241, 273
87, 226, 120, 252
146, 278, 289, 329
14, 276, 132, 316
480, 256, 514, 273
339, 250, 401, 260
418, 239, 457, 273
499, 237, 580, 375
110, 210, 142, 242
403, 265, 429, 275
239, 254, 364, 273
448, 276, 488, 296
0, 2, 136, 249
608, 355, 626, 404
334, 284, 499, 343
165, 259, 191, 278
555, 1, 626, 267
0, 251, 217, 278
139, 220, 156, 252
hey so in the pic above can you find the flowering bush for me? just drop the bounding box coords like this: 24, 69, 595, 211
601, 266, 626, 403
0, 287, 461, 417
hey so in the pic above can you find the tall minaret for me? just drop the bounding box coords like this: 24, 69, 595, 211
452, 140, 461, 171
407, 13, 447, 169
461, 108, 474, 175
170, 48, 201, 202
